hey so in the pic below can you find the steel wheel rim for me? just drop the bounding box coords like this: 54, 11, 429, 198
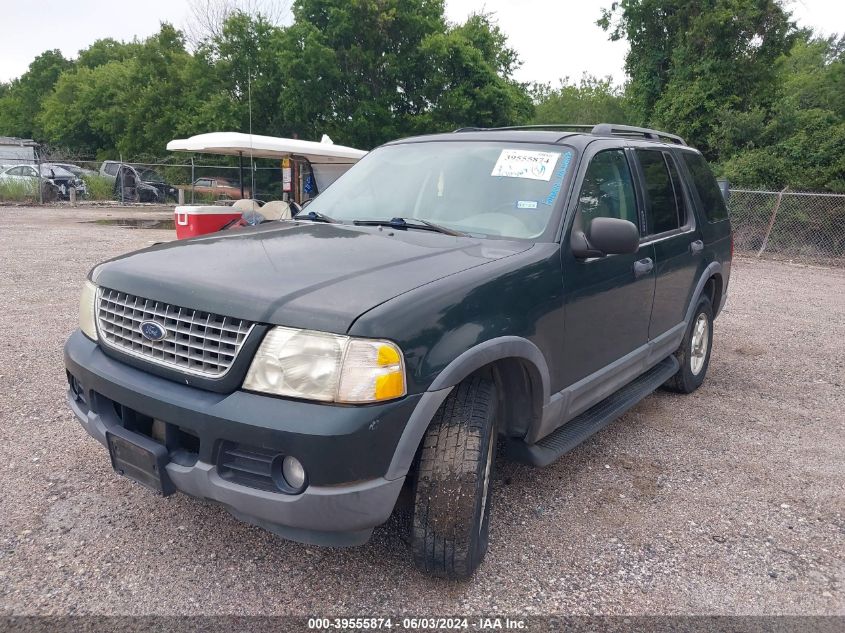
478, 426, 496, 534
690, 313, 709, 376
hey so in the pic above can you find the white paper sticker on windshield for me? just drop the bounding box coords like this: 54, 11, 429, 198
491, 149, 560, 181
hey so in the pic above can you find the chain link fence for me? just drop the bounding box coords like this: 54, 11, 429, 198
729, 189, 845, 263
2, 145, 844, 264
0, 147, 288, 205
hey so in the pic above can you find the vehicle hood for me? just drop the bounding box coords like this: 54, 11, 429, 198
92, 222, 532, 333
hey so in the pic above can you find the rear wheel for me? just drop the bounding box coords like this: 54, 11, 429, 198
664, 295, 713, 394
410, 375, 497, 579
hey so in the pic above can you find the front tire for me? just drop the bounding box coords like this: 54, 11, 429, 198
410, 375, 497, 579
664, 295, 714, 394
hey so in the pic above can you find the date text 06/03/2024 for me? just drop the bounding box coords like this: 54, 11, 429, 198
306, 617, 527, 630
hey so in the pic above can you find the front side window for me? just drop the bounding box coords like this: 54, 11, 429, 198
575, 149, 638, 232
637, 149, 682, 234
303, 141, 577, 239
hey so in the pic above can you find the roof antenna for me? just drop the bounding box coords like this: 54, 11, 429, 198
248, 65, 255, 201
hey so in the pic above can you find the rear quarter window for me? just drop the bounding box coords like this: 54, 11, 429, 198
681, 152, 728, 222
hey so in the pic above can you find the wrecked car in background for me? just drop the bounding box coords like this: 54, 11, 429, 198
0, 163, 85, 200
100, 161, 178, 203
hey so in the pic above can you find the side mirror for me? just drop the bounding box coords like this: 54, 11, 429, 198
571, 217, 640, 258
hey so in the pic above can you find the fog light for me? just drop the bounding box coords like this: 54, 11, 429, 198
282, 456, 306, 491
67, 372, 85, 403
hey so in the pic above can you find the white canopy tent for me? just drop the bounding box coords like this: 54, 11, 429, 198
166, 132, 367, 197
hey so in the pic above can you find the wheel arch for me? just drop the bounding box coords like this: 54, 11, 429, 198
703, 272, 725, 318
385, 336, 550, 480
686, 262, 723, 323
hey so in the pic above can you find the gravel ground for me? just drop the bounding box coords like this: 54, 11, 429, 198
0, 205, 842, 616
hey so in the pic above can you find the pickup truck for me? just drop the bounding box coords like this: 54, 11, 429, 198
182, 177, 250, 200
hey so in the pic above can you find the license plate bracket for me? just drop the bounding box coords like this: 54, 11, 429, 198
106, 427, 175, 496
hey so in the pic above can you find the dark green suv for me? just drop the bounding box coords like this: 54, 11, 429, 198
64, 124, 732, 579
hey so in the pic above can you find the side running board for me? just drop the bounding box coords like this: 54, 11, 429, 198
505, 356, 679, 467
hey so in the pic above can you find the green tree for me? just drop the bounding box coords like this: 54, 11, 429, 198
0, 49, 73, 138
77, 38, 139, 69
279, 2, 531, 146
279, 0, 448, 146
37, 61, 134, 156
416, 13, 533, 133
38, 25, 199, 158
120, 25, 198, 157
532, 75, 634, 126
191, 12, 289, 136
717, 34, 845, 191
7, 1, 532, 157
599, 0, 796, 154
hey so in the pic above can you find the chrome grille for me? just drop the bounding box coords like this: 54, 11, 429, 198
96, 288, 254, 378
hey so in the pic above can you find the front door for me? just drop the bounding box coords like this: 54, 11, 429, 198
559, 145, 656, 389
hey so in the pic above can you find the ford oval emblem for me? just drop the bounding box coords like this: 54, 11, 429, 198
139, 320, 168, 342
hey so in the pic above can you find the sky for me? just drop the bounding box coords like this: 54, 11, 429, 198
0, 0, 843, 86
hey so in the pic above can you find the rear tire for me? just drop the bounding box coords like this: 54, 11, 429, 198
664, 295, 713, 394
410, 375, 497, 579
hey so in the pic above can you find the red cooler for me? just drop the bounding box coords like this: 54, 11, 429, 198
174, 205, 243, 239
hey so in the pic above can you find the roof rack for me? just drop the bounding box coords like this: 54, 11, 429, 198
589, 123, 686, 145
452, 122, 687, 145
453, 124, 593, 133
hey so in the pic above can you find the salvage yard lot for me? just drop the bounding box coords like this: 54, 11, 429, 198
0, 205, 842, 615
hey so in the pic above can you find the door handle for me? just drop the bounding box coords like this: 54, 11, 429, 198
690, 239, 704, 254
633, 257, 654, 278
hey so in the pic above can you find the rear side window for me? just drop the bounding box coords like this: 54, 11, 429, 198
681, 152, 729, 222
636, 149, 683, 235
104, 163, 118, 176
576, 149, 639, 232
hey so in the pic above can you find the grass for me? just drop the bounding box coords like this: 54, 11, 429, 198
0, 180, 39, 202
82, 175, 114, 201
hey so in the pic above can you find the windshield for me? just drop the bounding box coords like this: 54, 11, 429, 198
305, 141, 576, 239
139, 169, 164, 182
41, 165, 75, 178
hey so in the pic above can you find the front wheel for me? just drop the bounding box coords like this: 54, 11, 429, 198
410, 375, 497, 579
664, 295, 714, 393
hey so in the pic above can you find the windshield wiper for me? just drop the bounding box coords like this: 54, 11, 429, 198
353, 217, 466, 237
298, 210, 338, 224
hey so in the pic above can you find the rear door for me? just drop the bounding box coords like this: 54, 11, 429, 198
560, 143, 656, 387
631, 147, 703, 338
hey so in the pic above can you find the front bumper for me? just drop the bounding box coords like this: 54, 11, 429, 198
64, 330, 419, 546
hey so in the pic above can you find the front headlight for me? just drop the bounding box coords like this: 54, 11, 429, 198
79, 280, 98, 341
243, 327, 406, 403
